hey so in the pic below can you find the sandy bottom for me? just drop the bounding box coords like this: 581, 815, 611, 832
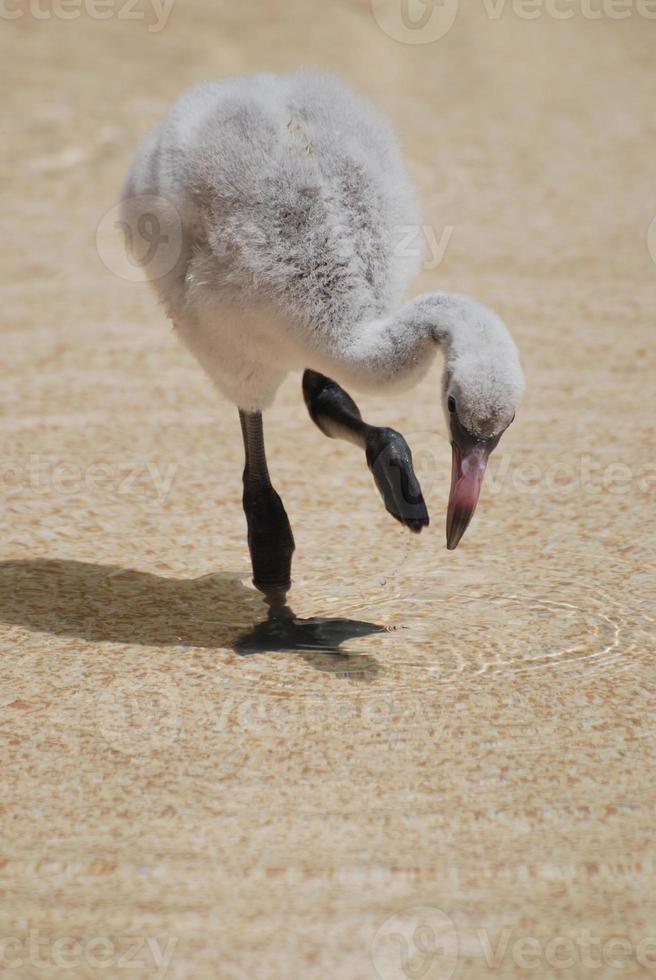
1, 2, 655, 978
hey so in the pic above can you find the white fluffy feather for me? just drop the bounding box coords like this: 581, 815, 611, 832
121, 70, 524, 430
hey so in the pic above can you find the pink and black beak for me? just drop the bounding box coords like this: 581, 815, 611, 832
446, 417, 501, 551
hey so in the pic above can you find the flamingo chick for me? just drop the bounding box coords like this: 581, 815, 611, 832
121, 71, 524, 614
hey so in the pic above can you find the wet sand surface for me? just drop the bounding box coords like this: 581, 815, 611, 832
1, 2, 655, 977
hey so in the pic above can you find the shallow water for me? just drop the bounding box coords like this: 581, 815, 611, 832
1, 3, 655, 978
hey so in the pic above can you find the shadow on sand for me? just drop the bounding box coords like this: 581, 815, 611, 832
0, 559, 384, 678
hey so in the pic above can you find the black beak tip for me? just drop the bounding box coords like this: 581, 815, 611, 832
446, 510, 472, 551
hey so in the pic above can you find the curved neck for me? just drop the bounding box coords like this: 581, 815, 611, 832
316, 292, 516, 395
328, 293, 465, 392
401, 292, 515, 364
340, 311, 436, 391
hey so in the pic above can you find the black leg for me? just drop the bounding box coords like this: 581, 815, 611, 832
302, 370, 429, 532
240, 410, 295, 615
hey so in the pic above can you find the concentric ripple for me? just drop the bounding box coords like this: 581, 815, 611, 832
382, 550, 654, 682
293, 548, 654, 682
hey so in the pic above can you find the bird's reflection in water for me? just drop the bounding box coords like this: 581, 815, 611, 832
235, 601, 386, 677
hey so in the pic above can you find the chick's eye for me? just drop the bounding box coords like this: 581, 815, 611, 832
447, 396, 456, 414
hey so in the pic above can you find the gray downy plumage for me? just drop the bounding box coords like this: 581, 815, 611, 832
121, 70, 525, 434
